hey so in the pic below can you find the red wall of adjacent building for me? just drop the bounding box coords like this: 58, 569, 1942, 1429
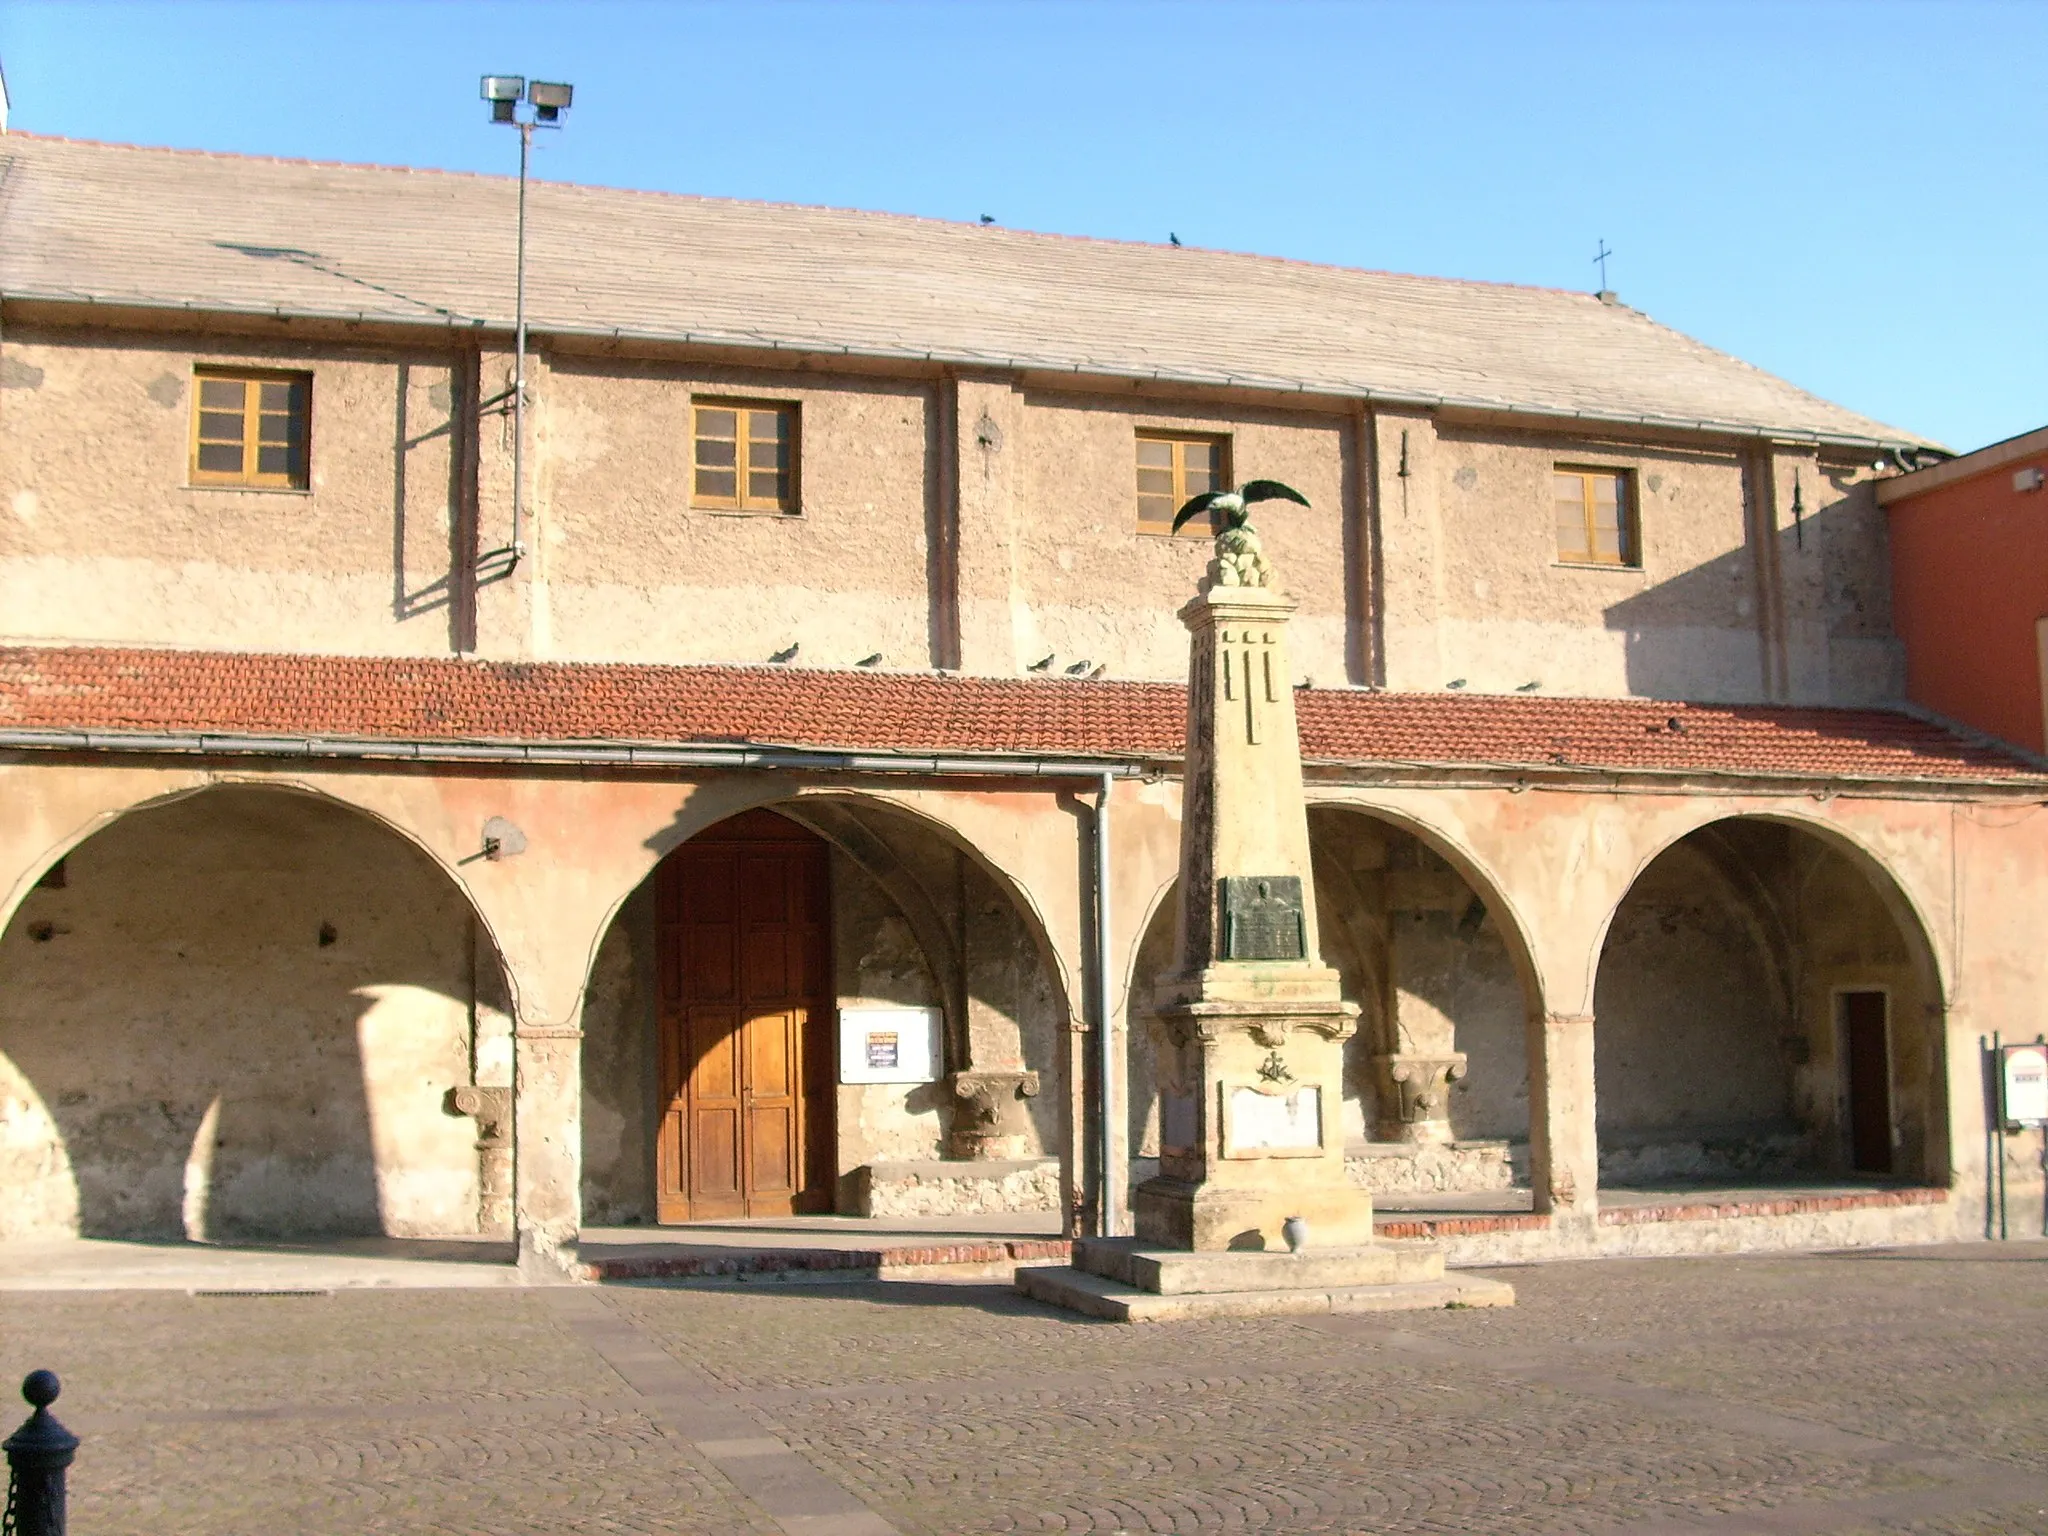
1887, 463, 2048, 755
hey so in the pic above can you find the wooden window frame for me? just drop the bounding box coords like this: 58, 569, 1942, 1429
1136, 429, 1232, 537
1552, 463, 1639, 568
188, 367, 312, 490
691, 398, 801, 515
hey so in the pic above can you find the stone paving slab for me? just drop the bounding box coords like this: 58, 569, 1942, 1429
2, 1241, 2044, 1534
1017, 1264, 1515, 1320
0, 1235, 524, 1291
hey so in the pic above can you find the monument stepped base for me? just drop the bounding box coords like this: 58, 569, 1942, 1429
1018, 1236, 1515, 1321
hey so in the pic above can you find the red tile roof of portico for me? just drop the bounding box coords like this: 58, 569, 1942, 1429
0, 647, 2037, 785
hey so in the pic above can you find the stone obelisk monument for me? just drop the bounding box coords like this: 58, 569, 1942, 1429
1134, 570, 1373, 1250
1021, 489, 1514, 1319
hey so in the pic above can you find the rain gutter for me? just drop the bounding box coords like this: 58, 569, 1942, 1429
0, 726, 1151, 779
0, 289, 1936, 455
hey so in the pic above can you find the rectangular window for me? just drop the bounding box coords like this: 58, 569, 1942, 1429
190, 369, 311, 489
1136, 430, 1231, 536
1554, 466, 1636, 566
693, 400, 798, 513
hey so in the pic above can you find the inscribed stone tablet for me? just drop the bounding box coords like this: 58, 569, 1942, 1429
1221, 875, 1306, 960
1222, 1084, 1322, 1158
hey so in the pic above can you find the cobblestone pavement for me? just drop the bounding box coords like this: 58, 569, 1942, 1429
3, 1242, 2046, 1534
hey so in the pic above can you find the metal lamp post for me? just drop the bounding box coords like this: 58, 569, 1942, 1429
479, 74, 574, 566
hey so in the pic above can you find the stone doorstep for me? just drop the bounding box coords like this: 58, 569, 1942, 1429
1075, 1236, 1444, 1295
1596, 1186, 1947, 1226
575, 1188, 1949, 1285
580, 1238, 1073, 1284
1017, 1265, 1516, 1322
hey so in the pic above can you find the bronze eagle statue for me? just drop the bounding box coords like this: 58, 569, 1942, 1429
1172, 479, 1310, 589
1170, 478, 1311, 534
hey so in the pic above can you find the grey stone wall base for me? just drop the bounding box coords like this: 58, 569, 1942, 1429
517, 1230, 589, 1285
850, 1158, 1062, 1218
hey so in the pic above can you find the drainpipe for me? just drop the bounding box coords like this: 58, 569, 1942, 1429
1095, 771, 1118, 1236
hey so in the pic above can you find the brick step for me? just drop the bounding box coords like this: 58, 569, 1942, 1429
582, 1237, 1073, 1284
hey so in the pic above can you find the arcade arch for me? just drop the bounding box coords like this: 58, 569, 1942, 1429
1124, 805, 1543, 1199
0, 785, 509, 1242
579, 795, 1074, 1224
1592, 815, 1947, 1188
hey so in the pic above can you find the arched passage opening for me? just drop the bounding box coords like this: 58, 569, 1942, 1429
580, 797, 1073, 1225
1593, 816, 1947, 1189
0, 785, 511, 1243
1125, 806, 1543, 1202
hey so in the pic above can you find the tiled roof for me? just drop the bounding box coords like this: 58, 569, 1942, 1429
0, 133, 1926, 449
0, 647, 2033, 784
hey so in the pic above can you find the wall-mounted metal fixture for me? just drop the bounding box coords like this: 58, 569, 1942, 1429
481, 815, 528, 861
479, 73, 576, 570
2015, 467, 2045, 494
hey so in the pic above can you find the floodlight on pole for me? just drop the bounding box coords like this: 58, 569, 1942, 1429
479, 72, 573, 568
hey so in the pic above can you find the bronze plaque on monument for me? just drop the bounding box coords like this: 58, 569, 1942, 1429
1220, 876, 1306, 960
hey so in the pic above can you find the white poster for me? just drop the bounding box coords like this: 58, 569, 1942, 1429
838, 1007, 940, 1085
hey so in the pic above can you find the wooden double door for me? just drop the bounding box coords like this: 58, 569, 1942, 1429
656, 810, 834, 1223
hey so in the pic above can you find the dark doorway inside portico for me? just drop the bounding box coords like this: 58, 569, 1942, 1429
1841, 990, 1894, 1176
655, 810, 835, 1222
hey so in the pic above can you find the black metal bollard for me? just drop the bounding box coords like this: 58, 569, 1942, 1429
3, 1371, 78, 1536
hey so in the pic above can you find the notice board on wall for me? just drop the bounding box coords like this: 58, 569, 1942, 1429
838, 1007, 941, 1085
2002, 1042, 2048, 1127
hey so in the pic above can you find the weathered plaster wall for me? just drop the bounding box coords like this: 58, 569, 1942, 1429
1011, 390, 1352, 683
833, 846, 948, 1172
579, 883, 656, 1225
2, 318, 1907, 704
0, 325, 467, 656
533, 359, 935, 670
0, 787, 481, 1241
1379, 421, 1901, 704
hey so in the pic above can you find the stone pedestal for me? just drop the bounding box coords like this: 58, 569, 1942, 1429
1017, 1234, 1513, 1320
947, 1069, 1041, 1160
1137, 978, 1371, 1250
448, 1084, 514, 1236
1373, 1052, 1468, 1145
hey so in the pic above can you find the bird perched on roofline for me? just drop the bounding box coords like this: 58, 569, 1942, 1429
1171, 480, 1311, 589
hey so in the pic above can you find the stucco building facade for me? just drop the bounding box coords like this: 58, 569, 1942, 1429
2, 133, 2044, 1275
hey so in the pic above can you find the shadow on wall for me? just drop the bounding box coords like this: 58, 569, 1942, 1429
0, 787, 487, 1242
1603, 480, 1901, 704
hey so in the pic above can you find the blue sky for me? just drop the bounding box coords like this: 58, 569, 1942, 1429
2, 0, 2038, 452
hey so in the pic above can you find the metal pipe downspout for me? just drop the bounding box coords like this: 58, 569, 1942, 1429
1095, 770, 1118, 1236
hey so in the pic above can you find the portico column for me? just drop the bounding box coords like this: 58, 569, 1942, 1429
1528, 1009, 1599, 1235
513, 1003, 584, 1281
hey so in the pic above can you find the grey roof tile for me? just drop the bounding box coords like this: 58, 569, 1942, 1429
0, 133, 1927, 447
